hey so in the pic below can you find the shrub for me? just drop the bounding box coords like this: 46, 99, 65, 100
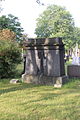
0, 29, 21, 78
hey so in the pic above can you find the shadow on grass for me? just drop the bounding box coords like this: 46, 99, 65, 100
0, 77, 80, 96
18, 87, 80, 120
0, 82, 42, 95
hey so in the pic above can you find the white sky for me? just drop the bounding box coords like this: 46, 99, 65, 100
1, 0, 80, 37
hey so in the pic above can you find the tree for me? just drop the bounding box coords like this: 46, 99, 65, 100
35, 5, 75, 49
73, 27, 80, 45
0, 14, 24, 42
0, 29, 21, 78
0, 29, 16, 41
67, 27, 80, 49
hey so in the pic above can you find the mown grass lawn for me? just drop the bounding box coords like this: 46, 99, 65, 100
0, 78, 80, 120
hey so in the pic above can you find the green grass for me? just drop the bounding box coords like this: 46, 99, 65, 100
0, 78, 80, 120
0, 63, 80, 120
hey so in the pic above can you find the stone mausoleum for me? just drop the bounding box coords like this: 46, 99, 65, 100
22, 37, 67, 87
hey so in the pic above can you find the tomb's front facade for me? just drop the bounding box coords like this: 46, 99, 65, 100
22, 38, 67, 87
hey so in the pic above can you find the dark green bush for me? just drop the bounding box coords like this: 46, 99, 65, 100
0, 40, 21, 78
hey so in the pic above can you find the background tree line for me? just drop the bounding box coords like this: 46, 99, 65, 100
35, 5, 80, 50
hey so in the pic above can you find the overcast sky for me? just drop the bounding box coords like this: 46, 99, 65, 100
1, 0, 80, 37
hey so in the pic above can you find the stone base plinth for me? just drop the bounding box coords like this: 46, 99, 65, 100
67, 65, 80, 78
22, 74, 68, 87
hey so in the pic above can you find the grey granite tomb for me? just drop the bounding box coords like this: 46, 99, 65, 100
22, 38, 67, 87
67, 64, 80, 78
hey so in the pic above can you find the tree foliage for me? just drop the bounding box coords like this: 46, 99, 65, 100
35, 5, 75, 49
0, 14, 24, 42
73, 27, 80, 45
0, 29, 21, 78
0, 29, 16, 41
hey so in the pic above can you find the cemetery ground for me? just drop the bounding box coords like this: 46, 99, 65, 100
0, 63, 80, 120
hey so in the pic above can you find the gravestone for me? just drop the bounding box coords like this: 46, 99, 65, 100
10, 79, 19, 84
22, 38, 67, 87
67, 44, 80, 78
